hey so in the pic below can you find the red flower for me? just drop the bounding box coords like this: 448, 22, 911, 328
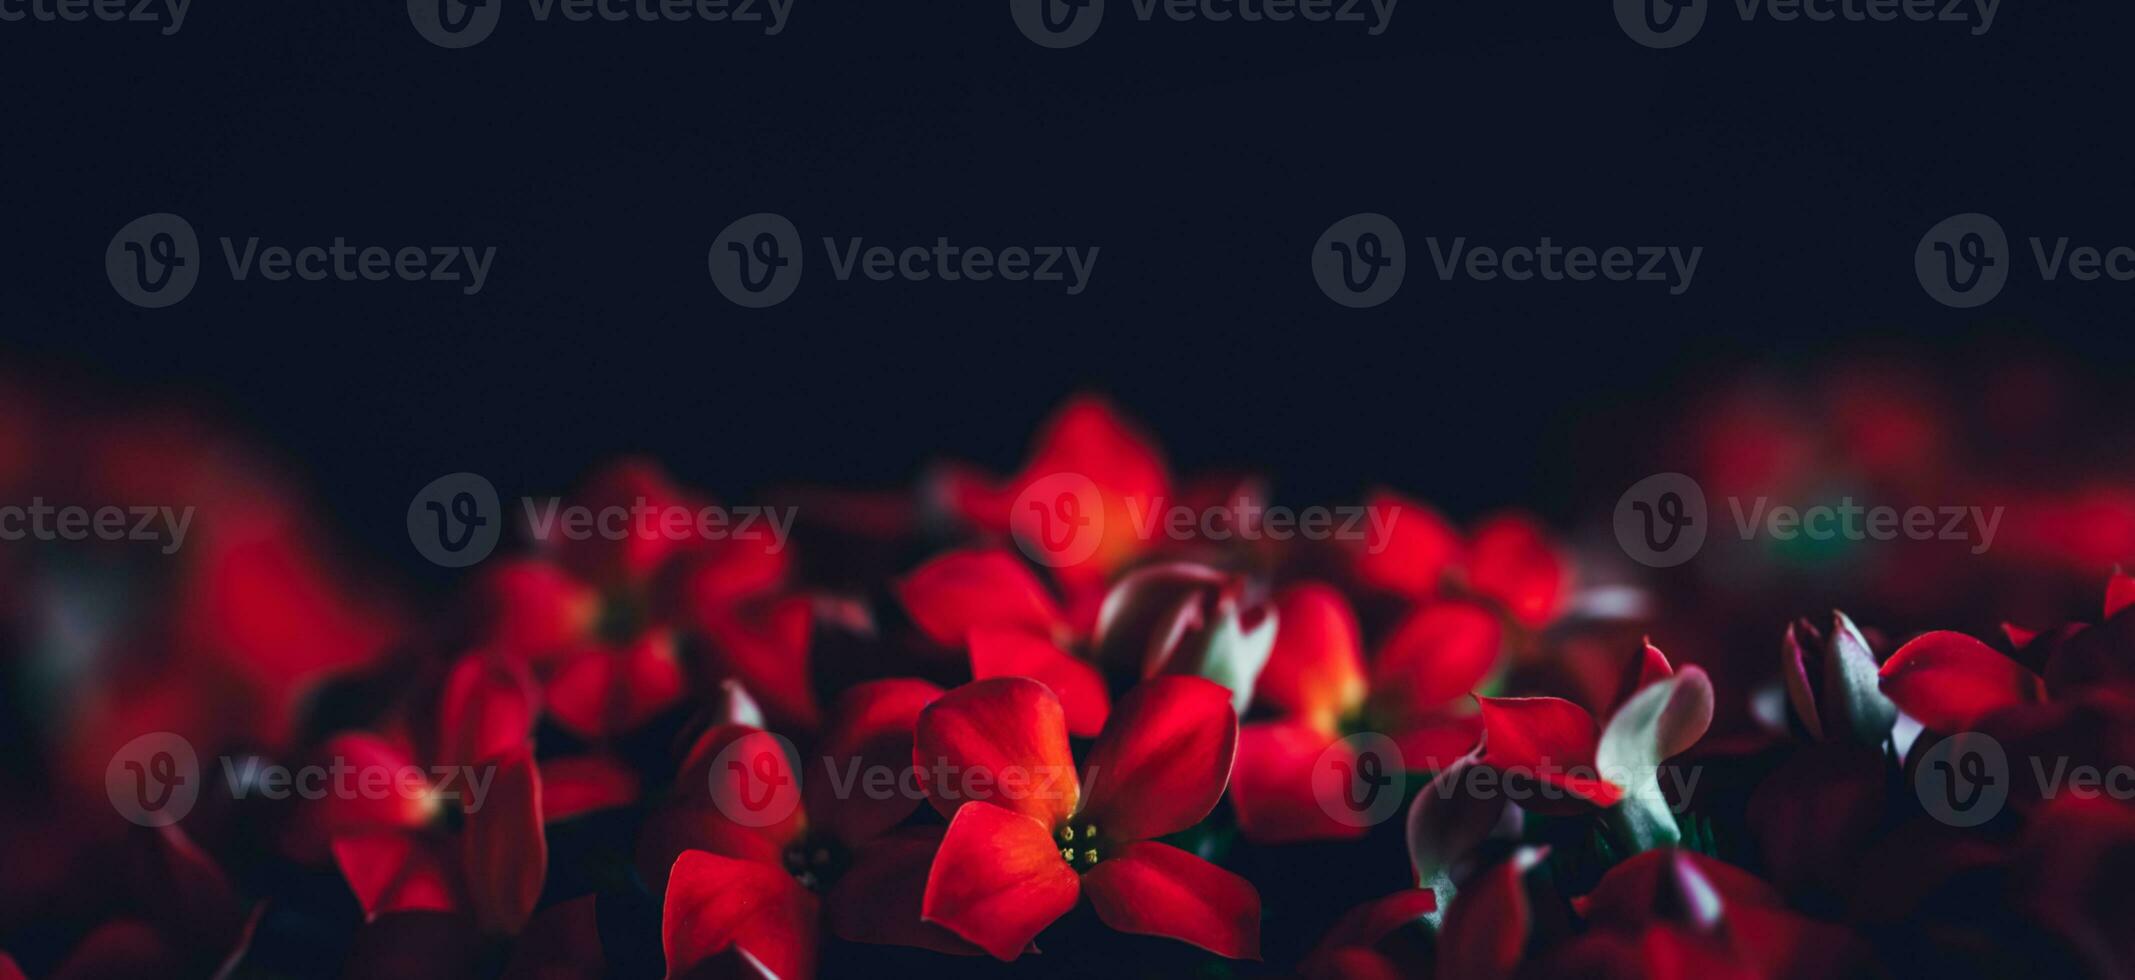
932, 395, 1170, 589
895, 550, 1274, 734
654, 680, 977, 980
321, 655, 547, 935
1350, 491, 1571, 628
912, 676, 1260, 960
1477, 642, 1713, 849
478, 460, 801, 737
1230, 584, 1502, 842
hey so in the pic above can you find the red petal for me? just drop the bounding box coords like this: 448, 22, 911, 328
1370, 601, 1504, 723
1478, 696, 1620, 808
1083, 841, 1261, 960
544, 631, 687, 739
332, 833, 461, 921
2108, 570, 2135, 620
1879, 631, 2046, 731
1252, 584, 1368, 733
825, 828, 985, 956
1463, 514, 1567, 628
1478, 696, 1599, 770
1389, 716, 1485, 773
1077, 676, 1238, 842
314, 734, 441, 835
461, 748, 546, 935
1615, 639, 1677, 714
1351, 490, 1463, 599
438, 653, 538, 769
481, 560, 599, 663
700, 596, 820, 731
968, 627, 1111, 737
921, 803, 1080, 961
914, 677, 1079, 826
47, 921, 182, 980
1230, 721, 1363, 844
1435, 850, 1538, 980
895, 549, 1065, 649
1002, 396, 1172, 581
662, 850, 819, 980
1579, 848, 1782, 933
1311, 888, 1437, 955
807, 679, 943, 847
556, 460, 698, 587
540, 754, 641, 823
679, 529, 790, 614
1302, 947, 1406, 980
0, 953, 23, 980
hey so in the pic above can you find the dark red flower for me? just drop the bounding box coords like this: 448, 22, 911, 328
654, 680, 977, 980
1230, 584, 1501, 842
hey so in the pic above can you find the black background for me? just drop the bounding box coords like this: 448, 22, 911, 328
2, 0, 2131, 581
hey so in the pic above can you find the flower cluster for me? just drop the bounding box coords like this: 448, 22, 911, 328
3, 389, 2133, 978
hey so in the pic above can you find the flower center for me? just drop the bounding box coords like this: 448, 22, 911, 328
782, 838, 848, 891
1056, 821, 1103, 871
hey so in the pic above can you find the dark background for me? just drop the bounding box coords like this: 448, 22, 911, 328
2, 0, 2131, 583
